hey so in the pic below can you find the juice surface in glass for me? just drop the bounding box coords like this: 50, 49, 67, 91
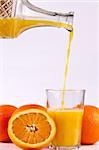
48, 108, 83, 146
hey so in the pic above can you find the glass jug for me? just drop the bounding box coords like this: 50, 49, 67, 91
0, 0, 74, 38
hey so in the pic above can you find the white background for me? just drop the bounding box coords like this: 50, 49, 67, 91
0, 1, 99, 107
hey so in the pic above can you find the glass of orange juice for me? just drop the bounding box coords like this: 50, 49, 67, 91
46, 89, 85, 150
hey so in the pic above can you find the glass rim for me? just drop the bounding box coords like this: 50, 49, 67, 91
46, 89, 86, 93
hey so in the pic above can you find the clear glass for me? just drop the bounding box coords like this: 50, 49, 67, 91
46, 89, 85, 150
0, 0, 74, 38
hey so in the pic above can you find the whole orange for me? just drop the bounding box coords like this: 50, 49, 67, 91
81, 105, 99, 144
13, 104, 46, 114
0, 105, 17, 142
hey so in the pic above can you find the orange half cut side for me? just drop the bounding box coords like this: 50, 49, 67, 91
8, 108, 56, 149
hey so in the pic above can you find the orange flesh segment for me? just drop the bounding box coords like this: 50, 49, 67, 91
12, 112, 51, 144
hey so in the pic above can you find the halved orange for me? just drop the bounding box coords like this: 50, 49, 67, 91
8, 105, 56, 149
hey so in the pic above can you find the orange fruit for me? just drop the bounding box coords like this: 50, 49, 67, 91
8, 104, 56, 149
13, 104, 47, 114
81, 105, 99, 144
0, 105, 17, 142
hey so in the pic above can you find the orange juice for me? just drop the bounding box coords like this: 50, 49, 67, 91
0, 18, 73, 38
61, 31, 73, 108
48, 108, 83, 146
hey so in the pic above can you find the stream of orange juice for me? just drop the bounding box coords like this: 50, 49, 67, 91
61, 30, 73, 108
0, 18, 73, 38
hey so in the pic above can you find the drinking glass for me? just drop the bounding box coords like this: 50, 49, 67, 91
46, 89, 85, 150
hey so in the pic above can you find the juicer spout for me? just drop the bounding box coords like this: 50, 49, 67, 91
22, 0, 74, 27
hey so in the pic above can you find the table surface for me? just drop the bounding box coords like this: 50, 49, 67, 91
0, 143, 99, 150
